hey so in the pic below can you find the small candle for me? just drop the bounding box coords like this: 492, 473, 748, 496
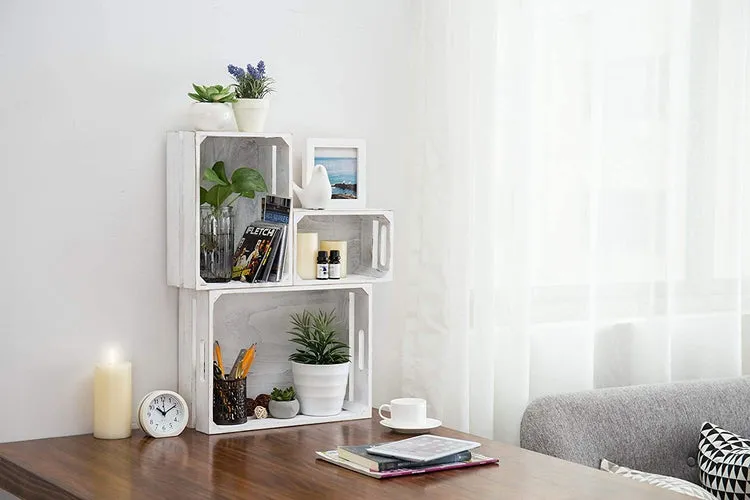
94, 348, 132, 439
296, 233, 319, 280
320, 240, 348, 278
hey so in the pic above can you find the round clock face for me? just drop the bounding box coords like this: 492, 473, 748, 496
138, 391, 188, 438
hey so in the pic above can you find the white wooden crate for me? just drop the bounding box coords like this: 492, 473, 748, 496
178, 284, 373, 435
166, 131, 293, 290
293, 209, 393, 285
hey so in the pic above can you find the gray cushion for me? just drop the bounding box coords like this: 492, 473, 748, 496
520, 377, 750, 484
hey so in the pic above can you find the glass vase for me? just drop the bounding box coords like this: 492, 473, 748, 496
200, 206, 234, 283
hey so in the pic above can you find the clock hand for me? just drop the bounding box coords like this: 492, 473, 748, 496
165, 405, 177, 414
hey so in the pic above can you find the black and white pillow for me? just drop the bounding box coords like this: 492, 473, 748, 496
698, 422, 750, 500
600, 459, 717, 500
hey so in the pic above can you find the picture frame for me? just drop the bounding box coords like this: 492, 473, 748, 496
305, 138, 366, 209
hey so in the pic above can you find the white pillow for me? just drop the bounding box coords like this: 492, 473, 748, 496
601, 459, 717, 500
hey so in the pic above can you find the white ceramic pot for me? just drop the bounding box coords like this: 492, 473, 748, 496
189, 102, 237, 131
291, 361, 350, 416
232, 98, 270, 132
268, 399, 300, 419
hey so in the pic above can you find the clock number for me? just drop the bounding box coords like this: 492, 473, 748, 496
149, 420, 153, 425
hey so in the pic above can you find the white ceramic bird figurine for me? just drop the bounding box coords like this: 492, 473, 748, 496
293, 165, 333, 209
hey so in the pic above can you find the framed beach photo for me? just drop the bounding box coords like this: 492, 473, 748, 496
305, 138, 366, 209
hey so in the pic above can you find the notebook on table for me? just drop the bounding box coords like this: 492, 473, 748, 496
337, 443, 472, 472
366, 435, 481, 463
316, 450, 498, 479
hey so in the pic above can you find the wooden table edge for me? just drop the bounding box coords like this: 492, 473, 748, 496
0, 453, 79, 500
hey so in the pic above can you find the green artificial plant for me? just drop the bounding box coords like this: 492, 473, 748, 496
287, 310, 350, 365
188, 84, 237, 103
271, 386, 296, 402
200, 161, 268, 210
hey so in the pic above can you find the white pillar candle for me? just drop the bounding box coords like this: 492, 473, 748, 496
319, 240, 348, 278
94, 349, 132, 439
296, 233, 319, 280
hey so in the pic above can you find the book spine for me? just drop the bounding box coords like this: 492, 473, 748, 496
379, 450, 473, 472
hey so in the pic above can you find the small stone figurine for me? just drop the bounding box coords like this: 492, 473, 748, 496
293, 165, 332, 209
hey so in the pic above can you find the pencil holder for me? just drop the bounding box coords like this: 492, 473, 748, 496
213, 377, 247, 425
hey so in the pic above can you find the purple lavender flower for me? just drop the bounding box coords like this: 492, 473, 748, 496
257, 60, 265, 76
246, 63, 260, 80
228, 64, 245, 79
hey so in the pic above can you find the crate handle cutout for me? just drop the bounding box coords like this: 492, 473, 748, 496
348, 292, 355, 402
379, 223, 389, 268
358, 330, 365, 370
371, 220, 379, 269
199, 339, 206, 383
271, 145, 277, 194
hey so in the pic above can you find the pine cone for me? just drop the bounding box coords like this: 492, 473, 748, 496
254, 406, 268, 419
245, 398, 257, 414
255, 393, 271, 409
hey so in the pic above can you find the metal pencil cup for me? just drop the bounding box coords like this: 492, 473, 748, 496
213, 377, 247, 425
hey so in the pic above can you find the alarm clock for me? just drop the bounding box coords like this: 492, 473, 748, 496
137, 390, 189, 438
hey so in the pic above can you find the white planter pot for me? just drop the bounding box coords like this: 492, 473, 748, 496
189, 102, 237, 131
232, 98, 270, 132
268, 399, 300, 419
291, 361, 350, 416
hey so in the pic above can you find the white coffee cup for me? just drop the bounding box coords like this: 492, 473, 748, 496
378, 398, 427, 427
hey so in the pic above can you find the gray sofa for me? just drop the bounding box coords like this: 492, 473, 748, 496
520, 377, 750, 484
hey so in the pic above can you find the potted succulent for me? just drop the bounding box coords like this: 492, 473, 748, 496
188, 84, 238, 131
199, 161, 268, 282
288, 310, 350, 416
268, 386, 299, 419
227, 61, 274, 132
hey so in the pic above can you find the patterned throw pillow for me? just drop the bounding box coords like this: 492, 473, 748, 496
698, 422, 750, 500
601, 459, 717, 500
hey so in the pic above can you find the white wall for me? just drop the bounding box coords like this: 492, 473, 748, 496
0, 0, 410, 442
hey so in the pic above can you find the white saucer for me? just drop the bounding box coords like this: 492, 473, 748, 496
380, 418, 442, 434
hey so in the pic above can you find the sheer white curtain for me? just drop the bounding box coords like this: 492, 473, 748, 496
403, 0, 750, 443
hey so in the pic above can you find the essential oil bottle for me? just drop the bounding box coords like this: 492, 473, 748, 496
328, 250, 341, 279
316, 251, 329, 280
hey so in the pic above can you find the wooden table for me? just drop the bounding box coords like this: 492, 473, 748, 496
0, 412, 686, 499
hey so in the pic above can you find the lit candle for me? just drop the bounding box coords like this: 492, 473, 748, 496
94, 348, 132, 439
320, 240, 348, 278
296, 233, 319, 280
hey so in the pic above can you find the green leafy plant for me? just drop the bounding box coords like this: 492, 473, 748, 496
288, 310, 350, 365
200, 161, 268, 209
271, 386, 296, 402
188, 84, 237, 103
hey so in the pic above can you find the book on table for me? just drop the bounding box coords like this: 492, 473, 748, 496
317, 436, 498, 479
366, 435, 481, 462
338, 443, 473, 472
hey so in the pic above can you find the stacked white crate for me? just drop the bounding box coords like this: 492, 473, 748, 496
167, 131, 393, 434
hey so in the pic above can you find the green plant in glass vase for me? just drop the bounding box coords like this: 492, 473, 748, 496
199, 161, 267, 283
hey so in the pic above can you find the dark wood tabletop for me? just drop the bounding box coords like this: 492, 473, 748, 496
0, 411, 686, 499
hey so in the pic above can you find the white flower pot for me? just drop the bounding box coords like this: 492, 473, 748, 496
232, 98, 270, 132
268, 399, 300, 419
291, 361, 350, 416
189, 102, 237, 131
